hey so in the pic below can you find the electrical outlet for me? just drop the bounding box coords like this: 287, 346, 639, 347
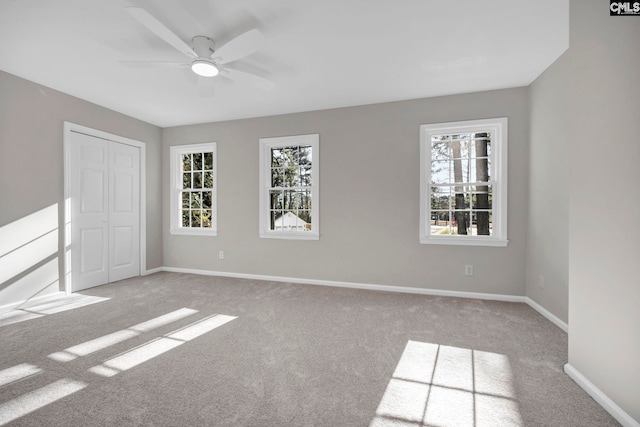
538, 275, 545, 288
465, 265, 474, 276
219, 251, 224, 260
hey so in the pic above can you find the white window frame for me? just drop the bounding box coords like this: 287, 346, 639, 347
419, 118, 508, 247
259, 134, 320, 240
170, 142, 217, 236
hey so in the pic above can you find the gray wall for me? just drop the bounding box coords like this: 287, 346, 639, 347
163, 87, 529, 296
0, 71, 163, 305
526, 52, 570, 323
567, 0, 640, 422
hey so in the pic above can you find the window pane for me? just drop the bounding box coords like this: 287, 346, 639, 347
191, 192, 202, 208
471, 210, 492, 236
204, 152, 213, 170
191, 210, 202, 227
182, 209, 190, 227
458, 136, 471, 159
182, 192, 190, 208
274, 210, 308, 231
183, 172, 191, 189
271, 167, 284, 187
472, 132, 491, 182
270, 191, 283, 210
182, 154, 192, 172
300, 165, 312, 185
472, 186, 492, 210
281, 147, 295, 167
431, 161, 451, 184
270, 210, 283, 231
453, 212, 471, 235
455, 159, 470, 182
193, 172, 202, 189
272, 148, 284, 167
201, 210, 212, 228
431, 138, 450, 162
431, 193, 451, 210
204, 171, 214, 188
193, 153, 203, 170
431, 217, 455, 235
301, 190, 312, 211
289, 146, 299, 163
452, 188, 470, 210
478, 157, 491, 181
291, 191, 303, 209
202, 191, 212, 209
299, 146, 312, 165
298, 210, 311, 229
281, 190, 292, 209
283, 165, 299, 187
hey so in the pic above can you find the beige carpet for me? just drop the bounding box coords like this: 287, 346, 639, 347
0, 272, 619, 426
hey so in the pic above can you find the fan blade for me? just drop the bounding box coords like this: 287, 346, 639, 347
224, 67, 275, 91
213, 29, 264, 64
119, 60, 187, 68
125, 6, 197, 58
197, 76, 216, 97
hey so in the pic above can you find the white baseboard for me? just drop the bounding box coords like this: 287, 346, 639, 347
0, 291, 66, 314
525, 297, 568, 332
159, 267, 573, 333
161, 266, 527, 303
564, 364, 639, 427
143, 267, 163, 276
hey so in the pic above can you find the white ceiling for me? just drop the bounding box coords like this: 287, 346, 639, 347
0, 0, 568, 128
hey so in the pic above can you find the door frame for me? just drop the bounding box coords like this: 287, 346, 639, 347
63, 122, 147, 295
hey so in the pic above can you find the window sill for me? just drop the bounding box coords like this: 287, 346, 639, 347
420, 236, 508, 247
170, 228, 217, 237
260, 232, 319, 241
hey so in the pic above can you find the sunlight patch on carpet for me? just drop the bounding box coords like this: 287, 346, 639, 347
0, 379, 86, 426
89, 314, 237, 377
0, 294, 110, 328
0, 311, 44, 328
0, 364, 42, 388
371, 340, 522, 427
1, 308, 236, 424
48, 307, 198, 362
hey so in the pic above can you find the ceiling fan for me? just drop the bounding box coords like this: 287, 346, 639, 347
124, 6, 275, 92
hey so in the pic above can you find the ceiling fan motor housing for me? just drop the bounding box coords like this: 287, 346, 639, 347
192, 36, 215, 58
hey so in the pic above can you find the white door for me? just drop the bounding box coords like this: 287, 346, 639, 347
69, 131, 140, 291
109, 142, 140, 282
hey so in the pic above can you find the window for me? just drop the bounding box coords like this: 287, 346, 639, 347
259, 134, 319, 240
170, 143, 217, 236
420, 118, 507, 246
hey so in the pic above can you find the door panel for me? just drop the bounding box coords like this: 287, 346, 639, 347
80, 228, 106, 273
113, 174, 133, 212
70, 132, 109, 290
108, 142, 140, 282
80, 169, 105, 213
112, 226, 133, 267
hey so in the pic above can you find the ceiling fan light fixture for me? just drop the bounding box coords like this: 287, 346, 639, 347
191, 60, 219, 77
